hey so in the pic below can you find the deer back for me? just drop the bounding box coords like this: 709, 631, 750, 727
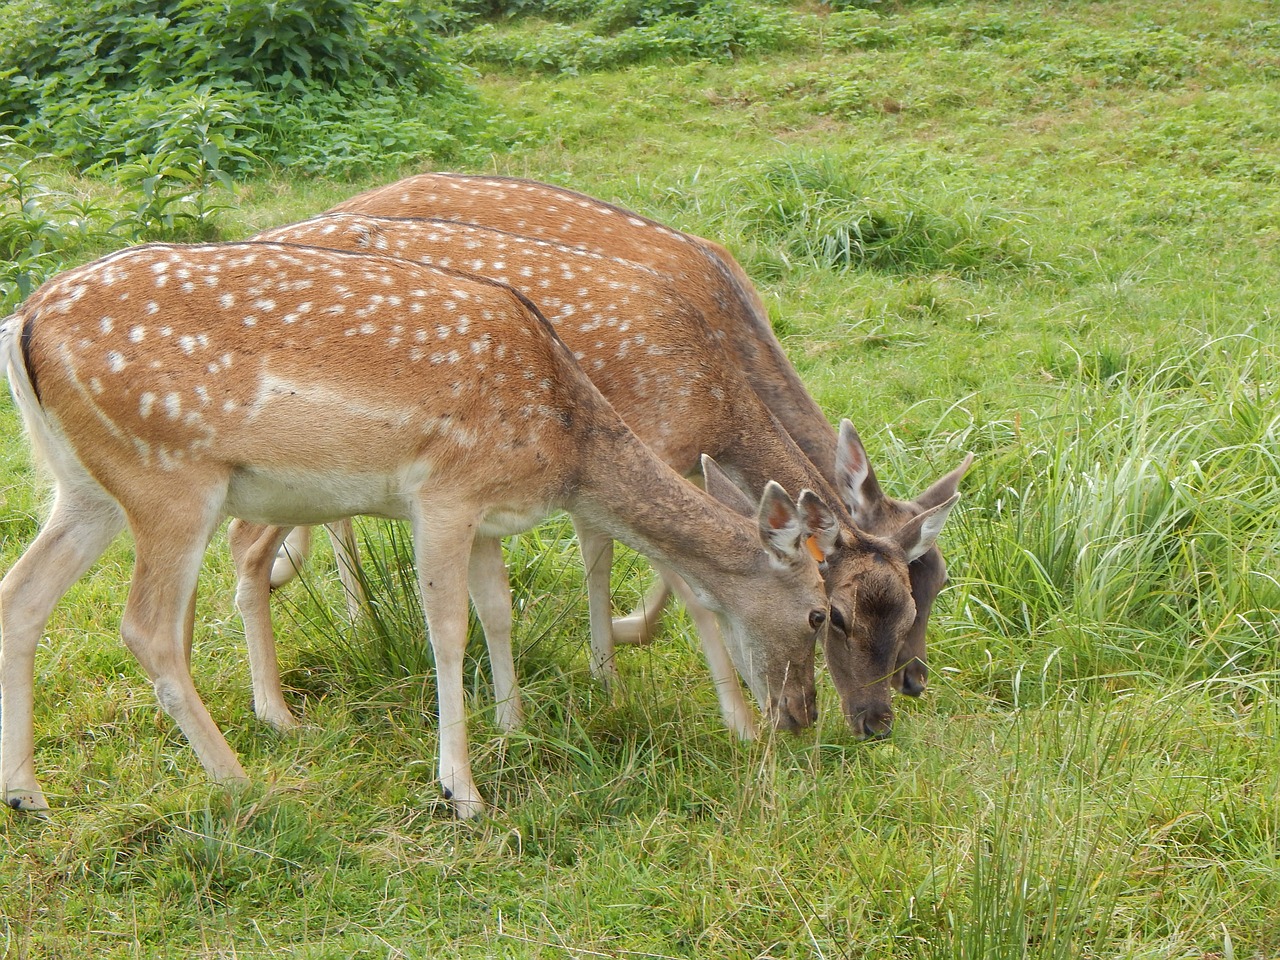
332, 174, 843, 491
251, 215, 749, 475
13, 242, 593, 529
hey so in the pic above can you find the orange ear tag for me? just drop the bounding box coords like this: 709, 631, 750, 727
805, 535, 825, 563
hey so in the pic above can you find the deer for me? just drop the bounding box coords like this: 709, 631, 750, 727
230, 214, 958, 741
0, 241, 839, 818
327, 174, 971, 702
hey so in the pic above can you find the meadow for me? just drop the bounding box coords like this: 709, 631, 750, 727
1, 0, 1278, 956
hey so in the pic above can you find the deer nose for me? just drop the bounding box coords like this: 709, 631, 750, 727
771, 692, 818, 732
851, 704, 894, 740
900, 660, 928, 698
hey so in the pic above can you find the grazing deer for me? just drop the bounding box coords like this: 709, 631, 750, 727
234, 214, 957, 740
330, 174, 971, 702
0, 241, 836, 817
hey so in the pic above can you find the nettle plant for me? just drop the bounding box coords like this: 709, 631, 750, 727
0, 0, 484, 189
0, 138, 117, 310
92, 88, 255, 242
0, 89, 249, 311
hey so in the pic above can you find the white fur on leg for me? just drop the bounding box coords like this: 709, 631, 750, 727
1, 489, 125, 811
269, 526, 312, 590
573, 519, 619, 689
468, 535, 523, 733
611, 575, 671, 647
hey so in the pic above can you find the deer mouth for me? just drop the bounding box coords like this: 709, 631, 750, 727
769, 690, 818, 731
846, 702, 894, 740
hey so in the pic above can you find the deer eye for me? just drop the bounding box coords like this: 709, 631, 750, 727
830, 608, 849, 635
808, 609, 827, 631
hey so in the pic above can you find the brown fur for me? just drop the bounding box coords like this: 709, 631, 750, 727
0, 241, 833, 816
333, 175, 970, 713
247, 214, 955, 737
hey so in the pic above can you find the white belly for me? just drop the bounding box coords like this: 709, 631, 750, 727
224, 464, 427, 526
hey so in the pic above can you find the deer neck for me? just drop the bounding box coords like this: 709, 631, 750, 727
714, 392, 849, 523
699, 249, 844, 482
568, 419, 762, 604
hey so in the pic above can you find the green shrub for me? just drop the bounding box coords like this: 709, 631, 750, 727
454, 0, 804, 73
0, 0, 484, 175
0, 138, 119, 308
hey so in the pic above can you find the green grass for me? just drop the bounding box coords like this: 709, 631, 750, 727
2, 0, 1280, 956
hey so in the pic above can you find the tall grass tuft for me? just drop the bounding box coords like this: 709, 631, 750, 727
710, 152, 1035, 279
888, 328, 1280, 705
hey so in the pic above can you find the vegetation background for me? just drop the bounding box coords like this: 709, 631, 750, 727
1, 0, 1278, 956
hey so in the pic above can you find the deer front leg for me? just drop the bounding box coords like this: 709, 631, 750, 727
1, 489, 125, 811
228, 520, 300, 732
468, 535, 523, 733
572, 518, 619, 691
658, 564, 758, 741
413, 506, 485, 818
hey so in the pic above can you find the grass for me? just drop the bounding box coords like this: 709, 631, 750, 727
2, 0, 1280, 956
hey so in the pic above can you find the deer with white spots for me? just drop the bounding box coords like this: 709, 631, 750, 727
0, 241, 835, 818
235, 214, 958, 741
329, 174, 971, 707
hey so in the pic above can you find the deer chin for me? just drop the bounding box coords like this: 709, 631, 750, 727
768, 689, 819, 732
894, 656, 928, 698
715, 620, 817, 733
843, 698, 894, 741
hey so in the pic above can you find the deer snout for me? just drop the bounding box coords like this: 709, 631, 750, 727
769, 689, 818, 732
895, 658, 928, 698
848, 702, 894, 740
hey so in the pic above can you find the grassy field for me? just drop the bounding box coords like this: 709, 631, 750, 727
2, 0, 1279, 956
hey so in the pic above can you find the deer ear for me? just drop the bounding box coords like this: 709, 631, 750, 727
756, 481, 808, 565
797, 490, 839, 563
834, 419, 884, 526
894, 493, 959, 564
701, 454, 755, 517
914, 452, 974, 510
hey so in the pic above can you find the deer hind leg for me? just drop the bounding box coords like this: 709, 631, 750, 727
572, 518, 619, 690
269, 525, 312, 590
228, 520, 299, 732
270, 523, 366, 621
323, 519, 366, 622
659, 565, 758, 741
468, 535, 522, 733
412, 504, 484, 818
611, 574, 672, 647
121, 494, 247, 788
1, 487, 125, 811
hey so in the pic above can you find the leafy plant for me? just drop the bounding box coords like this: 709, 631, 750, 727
0, 0, 485, 175
454, 0, 803, 73
95, 87, 254, 240
0, 136, 116, 308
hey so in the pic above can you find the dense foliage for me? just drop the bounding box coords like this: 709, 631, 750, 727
0, 0, 483, 175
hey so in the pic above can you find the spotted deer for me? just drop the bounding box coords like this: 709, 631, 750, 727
329, 173, 971, 702
233, 214, 957, 740
0, 241, 837, 818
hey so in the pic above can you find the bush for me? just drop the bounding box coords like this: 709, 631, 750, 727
0, 0, 484, 176
454, 0, 804, 72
